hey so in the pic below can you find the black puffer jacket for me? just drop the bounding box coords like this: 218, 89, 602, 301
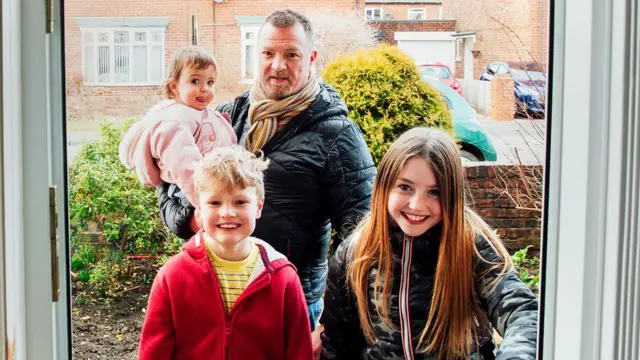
321, 224, 539, 360
158, 81, 376, 304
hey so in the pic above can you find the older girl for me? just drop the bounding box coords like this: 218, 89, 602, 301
320, 127, 538, 360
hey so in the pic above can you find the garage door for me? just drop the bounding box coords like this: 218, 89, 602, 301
395, 32, 456, 74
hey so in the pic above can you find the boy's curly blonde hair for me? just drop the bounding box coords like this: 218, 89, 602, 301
164, 45, 218, 99
193, 146, 270, 204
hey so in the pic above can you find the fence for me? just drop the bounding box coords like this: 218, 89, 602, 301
459, 79, 492, 116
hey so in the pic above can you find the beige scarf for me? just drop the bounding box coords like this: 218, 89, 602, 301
245, 76, 320, 154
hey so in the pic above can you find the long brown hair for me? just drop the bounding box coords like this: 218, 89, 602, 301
347, 127, 512, 359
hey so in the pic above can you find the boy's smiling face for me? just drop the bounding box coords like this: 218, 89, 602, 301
198, 184, 263, 258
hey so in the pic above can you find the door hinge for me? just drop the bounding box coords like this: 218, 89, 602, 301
50, 186, 60, 302
45, 0, 54, 34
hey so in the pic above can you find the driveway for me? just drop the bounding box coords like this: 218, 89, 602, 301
478, 117, 546, 165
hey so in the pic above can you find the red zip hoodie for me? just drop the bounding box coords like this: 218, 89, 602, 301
138, 233, 313, 360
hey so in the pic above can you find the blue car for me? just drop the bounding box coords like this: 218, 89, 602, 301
479, 61, 547, 117
421, 75, 498, 162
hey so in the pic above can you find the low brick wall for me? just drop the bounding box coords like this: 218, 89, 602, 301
465, 164, 543, 250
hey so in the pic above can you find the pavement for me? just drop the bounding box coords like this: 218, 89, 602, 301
477, 116, 547, 165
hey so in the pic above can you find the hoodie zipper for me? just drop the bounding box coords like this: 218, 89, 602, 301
224, 320, 231, 360
399, 234, 415, 360
222, 273, 270, 360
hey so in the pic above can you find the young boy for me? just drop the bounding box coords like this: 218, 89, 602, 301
138, 145, 313, 360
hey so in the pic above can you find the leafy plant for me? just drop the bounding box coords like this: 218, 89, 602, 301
77, 269, 91, 283
322, 44, 453, 164
68, 120, 172, 255
71, 243, 97, 271
512, 245, 540, 290
68, 120, 185, 298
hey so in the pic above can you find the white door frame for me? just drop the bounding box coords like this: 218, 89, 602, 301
542, 0, 640, 358
463, 37, 475, 80
2, 0, 70, 358
2, 0, 640, 358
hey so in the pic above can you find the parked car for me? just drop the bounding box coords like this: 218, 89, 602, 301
479, 61, 547, 118
420, 74, 498, 162
417, 62, 462, 95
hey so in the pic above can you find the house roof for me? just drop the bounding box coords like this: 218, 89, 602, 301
364, 0, 442, 4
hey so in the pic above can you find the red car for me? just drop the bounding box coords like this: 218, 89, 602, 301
417, 62, 462, 95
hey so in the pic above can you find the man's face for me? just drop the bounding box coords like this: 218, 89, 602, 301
258, 23, 317, 100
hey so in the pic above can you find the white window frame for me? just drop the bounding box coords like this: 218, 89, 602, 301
455, 38, 463, 61
240, 25, 260, 84
365, 7, 383, 21
407, 8, 426, 20
80, 27, 166, 86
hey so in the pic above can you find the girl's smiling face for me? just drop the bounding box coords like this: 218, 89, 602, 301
170, 65, 216, 111
387, 156, 443, 237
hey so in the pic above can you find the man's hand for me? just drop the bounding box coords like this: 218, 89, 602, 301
189, 207, 202, 233
312, 323, 324, 360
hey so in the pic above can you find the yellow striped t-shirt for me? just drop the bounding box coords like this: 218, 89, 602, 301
204, 241, 260, 315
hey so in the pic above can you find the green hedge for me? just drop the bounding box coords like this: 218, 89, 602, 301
322, 44, 453, 164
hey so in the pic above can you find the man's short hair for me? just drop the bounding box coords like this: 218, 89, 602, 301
194, 146, 270, 202
263, 9, 315, 49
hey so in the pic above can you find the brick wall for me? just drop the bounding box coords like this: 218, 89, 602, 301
490, 74, 515, 120
465, 164, 542, 250
210, 2, 356, 94
64, 0, 216, 118
368, 20, 456, 44
440, 0, 549, 79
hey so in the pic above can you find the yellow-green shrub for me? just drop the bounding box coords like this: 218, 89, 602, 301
321, 44, 453, 164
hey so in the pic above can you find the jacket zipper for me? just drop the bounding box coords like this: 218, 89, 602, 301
224, 320, 231, 360
399, 234, 415, 360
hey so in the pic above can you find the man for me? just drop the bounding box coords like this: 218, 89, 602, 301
157, 8, 375, 349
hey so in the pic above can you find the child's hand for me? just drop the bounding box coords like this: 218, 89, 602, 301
312, 324, 324, 360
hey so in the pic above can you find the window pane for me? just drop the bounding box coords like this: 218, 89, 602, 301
114, 31, 128, 44
409, 10, 425, 20
83, 31, 94, 44
149, 45, 163, 83
97, 46, 110, 83
114, 45, 129, 82
98, 31, 109, 43
245, 32, 254, 41
245, 44, 255, 79
135, 32, 146, 42
151, 31, 163, 43
133, 45, 148, 82
83, 46, 94, 82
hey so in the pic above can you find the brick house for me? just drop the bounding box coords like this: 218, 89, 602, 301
64, 0, 457, 118
441, 0, 550, 79
367, 0, 549, 80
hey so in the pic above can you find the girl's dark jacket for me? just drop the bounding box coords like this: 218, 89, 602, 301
320, 223, 539, 360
